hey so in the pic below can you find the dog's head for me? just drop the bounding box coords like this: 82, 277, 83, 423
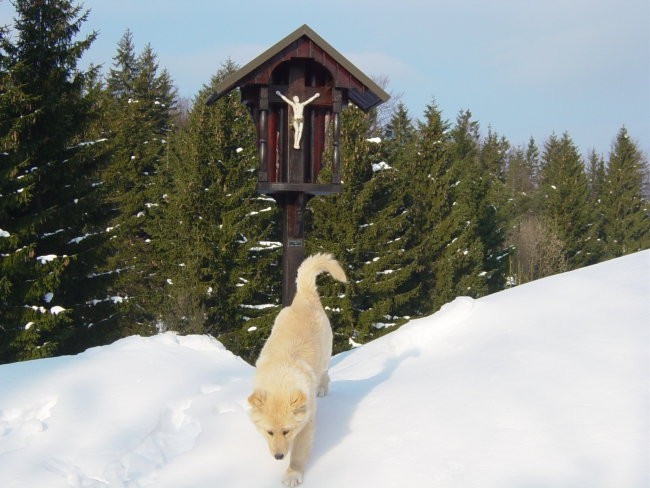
248, 389, 308, 460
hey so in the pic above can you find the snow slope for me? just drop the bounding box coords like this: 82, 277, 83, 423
1, 251, 648, 487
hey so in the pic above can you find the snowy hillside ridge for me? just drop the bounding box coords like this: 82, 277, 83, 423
1, 251, 648, 488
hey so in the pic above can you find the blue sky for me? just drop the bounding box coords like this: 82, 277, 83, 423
2, 0, 648, 158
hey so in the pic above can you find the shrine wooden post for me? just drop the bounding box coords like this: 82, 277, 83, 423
206, 25, 389, 306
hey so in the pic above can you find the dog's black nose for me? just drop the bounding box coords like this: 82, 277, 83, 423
274, 453, 284, 460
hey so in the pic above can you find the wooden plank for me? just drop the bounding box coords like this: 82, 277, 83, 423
257, 183, 342, 195
258, 87, 269, 182
311, 108, 325, 182
267, 110, 278, 182
279, 192, 306, 306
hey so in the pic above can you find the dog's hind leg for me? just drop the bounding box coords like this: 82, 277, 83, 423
283, 420, 314, 487
317, 370, 329, 397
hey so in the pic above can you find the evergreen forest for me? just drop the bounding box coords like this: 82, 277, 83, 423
2, 1, 649, 364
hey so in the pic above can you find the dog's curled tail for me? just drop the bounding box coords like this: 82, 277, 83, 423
295, 253, 347, 298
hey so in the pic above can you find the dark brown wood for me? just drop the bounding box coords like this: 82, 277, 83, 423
279, 192, 306, 305
278, 106, 286, 182
257, 182, 341, 195
270, 86, 330, 105
287, 63, 306, 184
311, 107, 324, 182
204, 25, 388, 306
258, 86, 269, 182
267, 109, 278, 182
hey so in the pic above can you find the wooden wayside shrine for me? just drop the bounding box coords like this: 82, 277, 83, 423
206, 24, 389, 305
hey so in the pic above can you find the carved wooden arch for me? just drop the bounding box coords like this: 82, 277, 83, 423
205, 25, 389, 305
267, 59, 336, 187
241, 58, 343, 195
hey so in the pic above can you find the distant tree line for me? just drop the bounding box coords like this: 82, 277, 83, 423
1, 1, 648, 364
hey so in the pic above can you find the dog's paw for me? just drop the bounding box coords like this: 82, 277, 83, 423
283, 468, 303, 487
317, 372, 329, 397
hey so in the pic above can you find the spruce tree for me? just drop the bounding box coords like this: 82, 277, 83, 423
358, 104, 420, 332
477, 128, 510, 291
308, 104, 412, 350
504, 145, 534, 285
441, 110, 489, 300
0, 0, 104, 362
406, 99, 459, 311
585, 149, 607, 253
150, 61, 281, 363
383, 102, 416, 167
525, 136, 541, 185
92, 35, 178, 341
505, 142, 536, 213
586, 149, 607, 202
601, 127, 650, 256
107, 29, 137, 99
504, 137, 549, 285
538, 133, 601, 269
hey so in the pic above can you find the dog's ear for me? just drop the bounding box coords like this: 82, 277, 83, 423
248, 390, 266, 410
290, 391, 307, 416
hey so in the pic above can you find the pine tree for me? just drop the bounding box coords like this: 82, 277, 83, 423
406, 99, 458, 311
585, 149, 607, 252
586, 150, 607, 202
106, 29, 136, 99
382, 102, 415, 167
150, 61, 281, 363
0, 0, 105, 362
504, 147, 534, 285
601, 127, 650, 256
357, 104, 420, 332
440, 110, 489, 299
538, 133, 601, 270
308, 104, 412, 350
525, 136, 541, 185
92, 36, 178, 341
477, 128, 510, 291
505, 143, 536, 213
504, 137, 552, 285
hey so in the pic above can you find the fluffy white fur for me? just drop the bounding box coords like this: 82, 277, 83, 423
248, 253, 347, 486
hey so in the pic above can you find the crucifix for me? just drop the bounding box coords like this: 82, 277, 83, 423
276, 90, 320, 149
206, 25, 389, 305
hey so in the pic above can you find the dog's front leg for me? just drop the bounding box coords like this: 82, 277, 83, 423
317, 370, 329, 397
283, 420, 314, 487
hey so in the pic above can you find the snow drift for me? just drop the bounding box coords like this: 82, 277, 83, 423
1, 251, 648, 487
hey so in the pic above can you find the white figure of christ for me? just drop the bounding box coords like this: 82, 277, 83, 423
276, 90, 320, 149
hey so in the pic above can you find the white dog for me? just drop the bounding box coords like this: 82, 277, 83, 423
248, 253, 347, 486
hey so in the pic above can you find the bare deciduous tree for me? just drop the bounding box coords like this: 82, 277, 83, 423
508, 214, 567, 285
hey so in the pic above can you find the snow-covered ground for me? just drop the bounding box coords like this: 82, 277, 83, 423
1, 251, 648, 487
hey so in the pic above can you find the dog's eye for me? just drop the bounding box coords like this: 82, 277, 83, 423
267, 430, 274, 436
282, 430, 290, 436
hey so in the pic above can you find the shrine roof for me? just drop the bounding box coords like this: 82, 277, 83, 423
205, 24, 389, 111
